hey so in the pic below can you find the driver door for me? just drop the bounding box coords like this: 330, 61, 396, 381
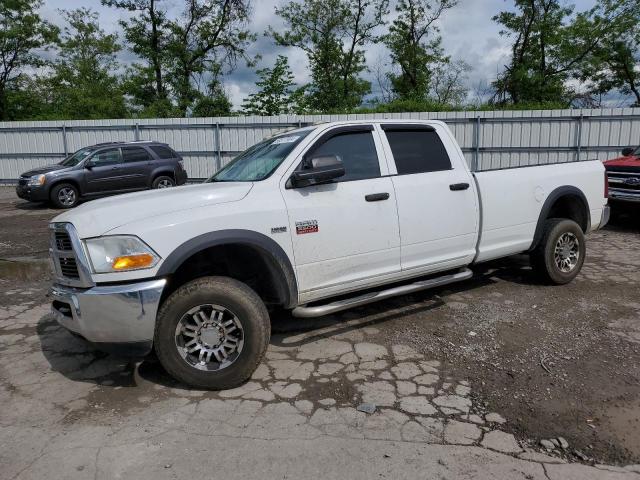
84, 148, 124, 194
281, 125, 401, 299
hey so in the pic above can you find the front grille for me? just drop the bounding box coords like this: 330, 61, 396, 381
59, 257, 79, 278
49, 223, 90, 287
18, 177, 28, 186
607, 170, 640, 192
54, 231, 73, 251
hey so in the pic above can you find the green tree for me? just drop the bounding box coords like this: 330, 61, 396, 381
383, 0, 457, 102
580, 0, 640, 106
492, 0, 621, 107
165, 0, 255, 116
191, 67, 233, 116
271, 0, 388, 112
46, 8, 128, 119
242, 55, 299, 115
101, 0, 173, 116
0, 0, 57, 120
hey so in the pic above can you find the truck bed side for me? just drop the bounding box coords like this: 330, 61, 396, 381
473, 161, 606, 263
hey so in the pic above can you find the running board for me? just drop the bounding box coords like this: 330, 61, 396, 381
292, 268, 473, 318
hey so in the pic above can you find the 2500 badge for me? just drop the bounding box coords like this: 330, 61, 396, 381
295, 220, 318, 235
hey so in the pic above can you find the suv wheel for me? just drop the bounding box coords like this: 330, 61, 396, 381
154, 276, 270, 389
530, 218, 586, 284
50, 183, 79, 209
152, 176, 175, 189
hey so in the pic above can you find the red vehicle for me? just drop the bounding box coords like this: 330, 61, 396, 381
604, 146, 640, 207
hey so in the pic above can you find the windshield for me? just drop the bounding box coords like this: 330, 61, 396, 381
635, 146, 640, 156
60, 146, 96, 167
207, 129, 312, 182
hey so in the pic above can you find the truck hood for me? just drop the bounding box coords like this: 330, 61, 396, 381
21, 164, 70, 177
604, 155, 640, 168
52, 182, 253, 238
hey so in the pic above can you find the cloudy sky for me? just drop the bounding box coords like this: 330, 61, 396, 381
40, 0, 599, 107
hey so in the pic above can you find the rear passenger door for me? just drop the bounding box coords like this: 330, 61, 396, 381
121, 146, 153, 189
380, 124, 478, 272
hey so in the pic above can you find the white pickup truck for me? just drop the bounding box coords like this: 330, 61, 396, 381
49, 120, 609, 389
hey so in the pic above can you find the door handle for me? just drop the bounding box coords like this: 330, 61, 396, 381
449, 183, 470, 191
365, 193, 390, 202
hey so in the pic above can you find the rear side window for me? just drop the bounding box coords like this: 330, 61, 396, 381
385, 129, 452, 175
122, 147, 151, 163
307, 131, 380, 182
151, 145, 177, 159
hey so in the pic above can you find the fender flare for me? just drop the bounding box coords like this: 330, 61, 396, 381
156, 229, 298, 308
529, 185, 590, 251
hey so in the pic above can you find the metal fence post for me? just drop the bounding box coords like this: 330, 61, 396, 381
61, 125, 68, 156
214, 123, 221, 171
472, 116, 481, 172
576, 114, 583, 161
134, 122, 140, 141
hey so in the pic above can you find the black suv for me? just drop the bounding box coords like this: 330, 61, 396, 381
16, 141, 188, 208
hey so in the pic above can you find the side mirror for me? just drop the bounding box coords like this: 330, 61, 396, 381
84, 160, 95, 169
290, 155, 345, 188
622, 147, 635, 157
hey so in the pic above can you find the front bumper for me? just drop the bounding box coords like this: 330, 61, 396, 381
16, 183, 49, 202
50, 278, 166, 357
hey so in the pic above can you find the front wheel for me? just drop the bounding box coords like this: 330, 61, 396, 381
530, 218, 586, 285
154, 276, 270, 389
50, 183, 79, 209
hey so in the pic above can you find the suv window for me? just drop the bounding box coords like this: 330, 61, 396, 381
307, 130, 380, 182
151, 145, 176, 159
385, 129, 452, 175
90, 148, 121, 166
122, 146, 151, 163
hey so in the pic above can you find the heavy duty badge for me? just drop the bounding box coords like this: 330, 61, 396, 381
296, 220, 318, 234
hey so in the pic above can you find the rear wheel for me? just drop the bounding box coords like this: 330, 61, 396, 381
530, 218, 586, 284
154, 276, 270, 389
50, 183, 79, 209
152, 176, 175, 189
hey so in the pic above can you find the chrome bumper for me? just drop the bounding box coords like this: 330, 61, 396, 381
50, 279, 166, 355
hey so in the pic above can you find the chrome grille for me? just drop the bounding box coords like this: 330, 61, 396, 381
49, 223, 93, 287
606, 170, 640, 193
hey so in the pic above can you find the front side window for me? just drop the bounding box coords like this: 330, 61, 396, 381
305, 130, 380, 182
122, 147, 151, 163
208, 129, 311, 182
385, 128, 452, 175
91, 148, 122, 166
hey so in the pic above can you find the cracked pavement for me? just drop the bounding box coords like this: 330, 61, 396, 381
1, 301, 639, 480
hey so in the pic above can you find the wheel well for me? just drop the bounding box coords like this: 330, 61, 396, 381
161, 243, 290, 308
153, 171, 175, 182
49, 178, 81, 196
546, 194, 589, 232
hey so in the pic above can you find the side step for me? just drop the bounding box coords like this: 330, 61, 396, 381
292, 268, 473, 318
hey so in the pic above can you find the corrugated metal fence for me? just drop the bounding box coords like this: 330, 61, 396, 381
1, 108, 639, 183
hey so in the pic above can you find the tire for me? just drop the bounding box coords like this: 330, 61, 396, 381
154, 276, 270, 389
50, 183, 79, 209
530, 218, 586, 285
152, 176, 175, 189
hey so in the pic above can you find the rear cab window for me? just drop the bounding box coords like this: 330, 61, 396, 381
382, 125, 452, 175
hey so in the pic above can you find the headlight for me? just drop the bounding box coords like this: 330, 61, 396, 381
84, 236, 160, 273
28, 174, 46, 186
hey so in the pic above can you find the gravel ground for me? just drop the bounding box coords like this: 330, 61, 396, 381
1, 186, 640, 476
